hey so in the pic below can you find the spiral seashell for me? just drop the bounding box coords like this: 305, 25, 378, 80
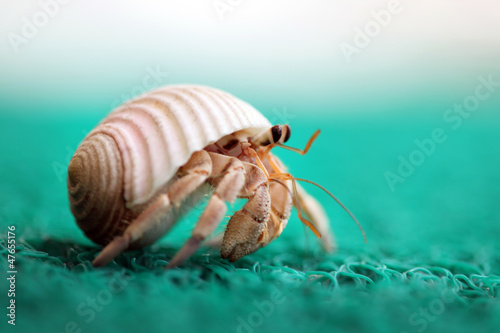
67, 85, 271, 245
68, 133, 128, 245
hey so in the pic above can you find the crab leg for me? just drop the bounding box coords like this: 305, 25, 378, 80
92, 150, 212, 267
295, 183, 336, 252
266, 153, 335, 251
252, 179, 292, 249
221, 162, 271, 262
207, 159, 294, 252
166, 153, 246, 268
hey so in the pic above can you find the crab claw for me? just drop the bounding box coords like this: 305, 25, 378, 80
220, 210, 266, 262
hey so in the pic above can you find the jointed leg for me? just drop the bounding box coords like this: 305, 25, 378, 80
167, 153, 246, 268
221, 162, 271, 262
261, 154, 293, 247
92, 150, 212, 267
252, 154, 293, 248
264, 153, 333, 249
205, 156, 294, 253
267, 170, 321, 238
295, 183, 336, 252
265, 153, 337, 251
254, 179, 292, 248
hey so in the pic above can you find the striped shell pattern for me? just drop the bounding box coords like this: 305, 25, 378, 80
67, 85, 271, 245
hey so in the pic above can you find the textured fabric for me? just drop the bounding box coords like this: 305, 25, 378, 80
0, 114, 499, 333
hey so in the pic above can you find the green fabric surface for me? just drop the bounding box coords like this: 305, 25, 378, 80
1, 112, 499, 333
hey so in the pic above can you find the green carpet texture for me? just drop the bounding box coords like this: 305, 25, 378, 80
1, 106, 499, 332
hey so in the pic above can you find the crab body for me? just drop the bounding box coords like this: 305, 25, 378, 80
67, 85, 334, 268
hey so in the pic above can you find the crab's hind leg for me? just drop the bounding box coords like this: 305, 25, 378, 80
166, 152, 247, 268
92, 150, 212, 267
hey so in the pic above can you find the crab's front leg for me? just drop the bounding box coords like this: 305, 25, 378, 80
295, 183, 336, 252
166, 152, 246, 268
205, 157, 294, 254
265, 153, 336, 252
251, 178, 292, 250
221, 162, 271, 261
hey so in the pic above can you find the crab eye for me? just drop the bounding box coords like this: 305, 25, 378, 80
271, 125, 282, 143
283, 125, 291, 143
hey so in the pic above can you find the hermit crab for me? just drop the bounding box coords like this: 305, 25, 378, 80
67, 85, 364, 268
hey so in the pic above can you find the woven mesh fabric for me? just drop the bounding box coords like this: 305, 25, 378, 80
0, 114, 499, 333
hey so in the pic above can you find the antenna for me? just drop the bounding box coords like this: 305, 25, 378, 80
293, 177, 367, 244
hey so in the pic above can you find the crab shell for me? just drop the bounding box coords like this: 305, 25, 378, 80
67, 85, 271, 245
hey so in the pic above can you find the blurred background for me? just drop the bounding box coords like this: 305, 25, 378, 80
1, 1, 499, 333
2, 0, 500, 116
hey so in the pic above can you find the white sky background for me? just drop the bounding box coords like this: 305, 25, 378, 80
1, 0, 499, 115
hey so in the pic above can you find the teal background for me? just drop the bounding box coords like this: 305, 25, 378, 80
1, 1, 500, 333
